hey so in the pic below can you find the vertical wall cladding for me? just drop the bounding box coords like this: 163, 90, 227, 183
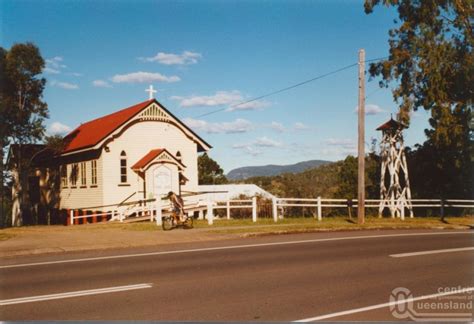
102, 120, 199, 206
59, 156, 104, 209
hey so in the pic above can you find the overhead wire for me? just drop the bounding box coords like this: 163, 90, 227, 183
194, 56, 389, 119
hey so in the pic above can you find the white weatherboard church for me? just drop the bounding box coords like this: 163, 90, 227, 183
9, 86, 273, 226
59, 87, 211, 210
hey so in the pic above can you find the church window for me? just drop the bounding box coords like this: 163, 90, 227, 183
80, 162, 87, 186
120, 151, 127, 183
61, 165, 68, 187
70, 163, 78, 187
176, 151, 182, 162
91, 160, 97, 185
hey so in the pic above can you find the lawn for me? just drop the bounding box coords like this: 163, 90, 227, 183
196, 216, 474, 235
0, 216, 471, 239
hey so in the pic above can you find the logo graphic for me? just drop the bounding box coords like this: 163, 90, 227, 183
389, 287, 473, 321
390, 287, 414, 319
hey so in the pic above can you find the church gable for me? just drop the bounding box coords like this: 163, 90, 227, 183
135, 102, 171, 121
61, 99, 211, 155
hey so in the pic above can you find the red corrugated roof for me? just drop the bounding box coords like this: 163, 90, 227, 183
62, 99, 154, 153
131, 149, 165, 171
376, 118, 407, 131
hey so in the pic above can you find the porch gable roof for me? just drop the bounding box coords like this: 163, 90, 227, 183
131, 148, 186, 172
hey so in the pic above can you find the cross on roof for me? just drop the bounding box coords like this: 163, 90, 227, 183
145, 85, 157, 100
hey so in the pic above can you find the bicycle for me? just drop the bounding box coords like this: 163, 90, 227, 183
162, 210, 194, 230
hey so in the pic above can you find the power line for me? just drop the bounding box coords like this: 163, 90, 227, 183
194, 56, 388, 119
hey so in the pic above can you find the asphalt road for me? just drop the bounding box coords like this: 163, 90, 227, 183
1, 229, 473, 321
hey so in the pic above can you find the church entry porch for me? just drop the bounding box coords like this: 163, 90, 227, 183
131, 148, 185, 202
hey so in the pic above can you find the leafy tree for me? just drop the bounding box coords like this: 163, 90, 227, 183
0, 42, 48, 226
365, 0, 473, 198
198, 153, 228, 185
335, 154, 380, 200
44, 134, 65, 155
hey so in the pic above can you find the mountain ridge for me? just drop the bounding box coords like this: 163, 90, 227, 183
227, 159, 332, 180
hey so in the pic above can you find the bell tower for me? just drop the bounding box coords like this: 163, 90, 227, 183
377, 117, 413, 219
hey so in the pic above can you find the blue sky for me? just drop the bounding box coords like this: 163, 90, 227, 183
2, 0, 431, 172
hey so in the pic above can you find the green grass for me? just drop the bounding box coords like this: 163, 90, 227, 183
197, 216, 474, 235
0, 216, 471, 240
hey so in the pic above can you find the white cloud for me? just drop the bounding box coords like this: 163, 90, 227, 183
172, 90, 269, 111
322, 138, 357, 155
270, 121, 286, 133
228, 99, 270, 111
140, 51, 202, 65
183, 118, 253, 134
232, 143, 263, 156
92, 80, 113, 88
232, 136, 282, 156
45, 56, 66, 74
44, 67, 60, 74
254, 136, 281, 147
45, 56, 83, 77
46, 56, 66, 68
48, 122, 71, 135
172, 91, 241, 107
294, 122, 309, 130
354, 103, 385, 115
325, 138, 356, 150
51, 80, 79, 90
111, 71, 180, 83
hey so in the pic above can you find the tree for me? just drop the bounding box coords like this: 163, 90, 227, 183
0, 42, 48, 226
335, 154, 380, 200
198, 153, 228, 185
365, 0, 473, 198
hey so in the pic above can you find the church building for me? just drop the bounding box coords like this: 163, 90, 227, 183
59, 98, 211, 209
8, 95, 211, 225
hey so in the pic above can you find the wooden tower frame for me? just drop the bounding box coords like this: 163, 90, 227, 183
377, 118, 413, 219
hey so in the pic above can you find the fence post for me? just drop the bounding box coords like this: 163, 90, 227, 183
156, 202, 162, 226
70, 209, 74, 226
272, 197, 278, 222
400, 201, 405, 220
317, 196, 322, 221
440, 198, 445, 220
226, 200, 231, 219
252, 196, 257, 222
207, 201, 214, 225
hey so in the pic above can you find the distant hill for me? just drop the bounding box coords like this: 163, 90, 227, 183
227, 159, 332, 180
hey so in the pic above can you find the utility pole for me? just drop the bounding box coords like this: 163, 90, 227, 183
358, 49, 365, 225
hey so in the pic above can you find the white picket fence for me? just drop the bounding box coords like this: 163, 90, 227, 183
68, 197, 258, 226
68, 197, 473, 225
272, 197, 474, 221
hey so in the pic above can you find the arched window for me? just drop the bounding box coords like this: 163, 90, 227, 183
176, 151, 182, 162
120, 151, 127, 183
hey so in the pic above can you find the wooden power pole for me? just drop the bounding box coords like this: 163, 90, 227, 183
357, 49, 365, 225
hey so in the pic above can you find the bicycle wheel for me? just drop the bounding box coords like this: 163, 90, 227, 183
162, 217, 174, 231
184, 215, 194, 229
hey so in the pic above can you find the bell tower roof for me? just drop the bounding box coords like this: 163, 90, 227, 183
376, 118, 407, 131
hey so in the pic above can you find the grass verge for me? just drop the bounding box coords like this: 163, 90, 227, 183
198, 216, 473, 235
0, 216, 471, 241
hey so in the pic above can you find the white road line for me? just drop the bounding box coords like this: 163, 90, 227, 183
0, 283, 152, 306
390, 246, 474, 258
294, 287, 474, 322
1, 231, 471, 269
